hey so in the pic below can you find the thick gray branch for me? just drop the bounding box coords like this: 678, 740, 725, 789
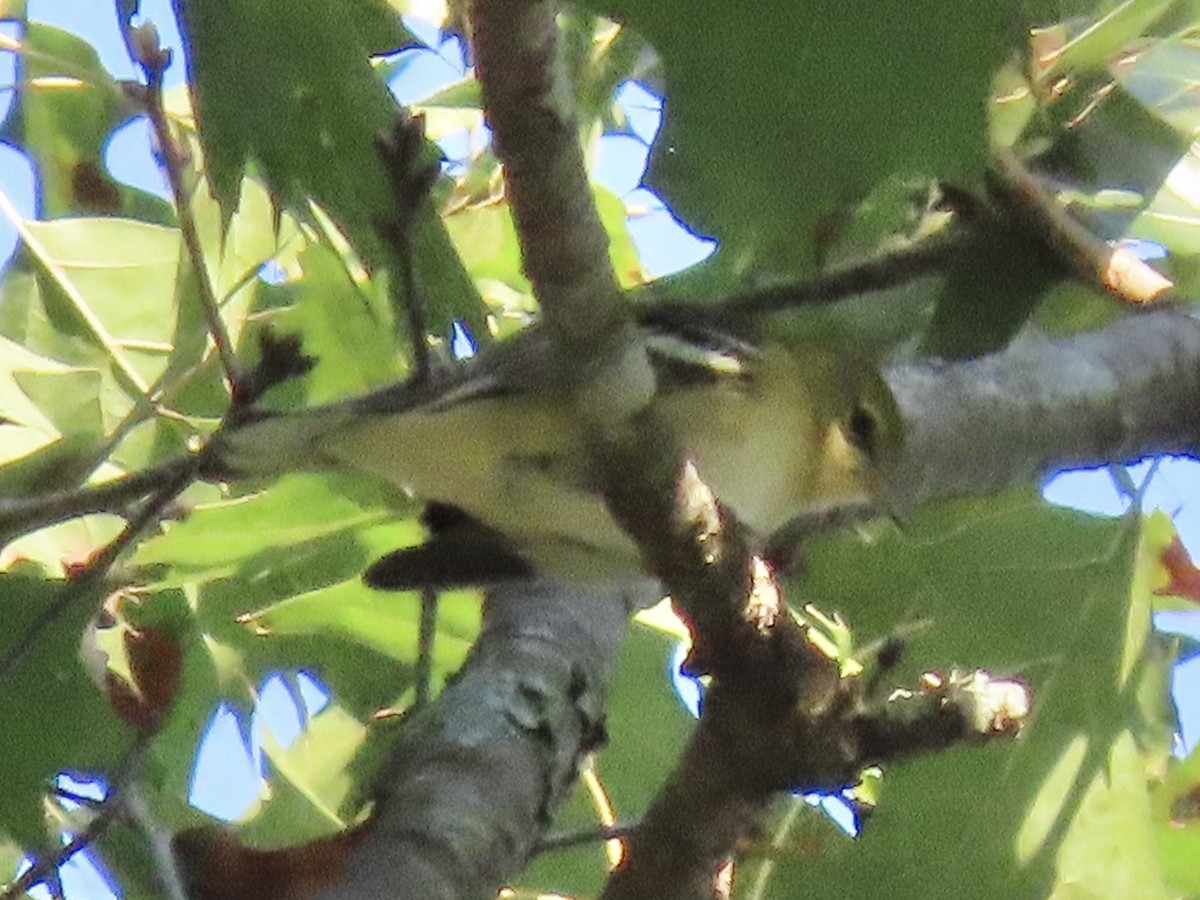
311, 579, 654, 900
885, 309, 1200, 508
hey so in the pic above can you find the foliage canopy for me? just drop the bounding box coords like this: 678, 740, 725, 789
1, 0, 1199, 898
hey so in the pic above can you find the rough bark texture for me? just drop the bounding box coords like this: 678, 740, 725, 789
311, 580, 655, 900
886, 309, 1200, 509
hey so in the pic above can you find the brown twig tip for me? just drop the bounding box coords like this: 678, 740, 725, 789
922, 668, 1030, 736
989, 145, 1175, 307
373, 109, 442, 382
229, 329, 316, 413
854, 668, 1030, 768
126, 20, 172, 77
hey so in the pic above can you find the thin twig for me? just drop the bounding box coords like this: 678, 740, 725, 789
50, 788, 106, 810
0, 456, 196, 542
990, 144, 1174, 306
2, 734, 154, 900
128, 26, 241, 394
536, 821, 634, 855
396, 229, 432, 382
2, 819, 113, 900
125, 784, 190, 900
644, 227, 967, 328
414, 587, 438, 709
727, 229, 964, 316
375, 112, 440, 383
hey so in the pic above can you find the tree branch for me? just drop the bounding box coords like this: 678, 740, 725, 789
593, 420, 1027, 899
884, 307, 1200, 509
0, 462, 196, 685
3, 734, 156, 900
989, 145, 1174, 307
307, 579, 654, 900
0, 456, 196, 545
471, 0, 629, 354
648, 225, 968, 327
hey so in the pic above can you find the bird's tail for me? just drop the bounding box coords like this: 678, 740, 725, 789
202, 405, 358, 481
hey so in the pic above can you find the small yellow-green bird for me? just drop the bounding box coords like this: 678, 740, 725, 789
210, 322, 901, 590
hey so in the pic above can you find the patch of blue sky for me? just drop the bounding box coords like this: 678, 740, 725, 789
189, 671, 331, 822
386, 37, 467, 106
20, 847, 117, 900
254, 671, 331, 749
451, 319, 478, 358
593, 85, 716, 277
188, 703, 264, 821
104, 119, 168, 198
614, 81, 664, 146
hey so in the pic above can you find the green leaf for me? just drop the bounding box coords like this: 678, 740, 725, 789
762, 493, 1172, 898
271, 244, 406, 404
923, 222, 1058, 358
0, 433, 103, 500
172, 0, 409, 227
1038, 0, 1176, 86
584, 0, 1052, 277
242, 579, 480, 669
173, 0, 485, 344
134, 473, 408, 577
0, 573, 135, 851
131, 472, 450, 720
186, 173, 298, 350
12, 367, 103, 440
442, 183, 644, 304
247, 703, 368, 841
1113, 34, 1200, 136
11, 216, 183, 394
443, 198, 530, 295
1153, 740, 1200, 894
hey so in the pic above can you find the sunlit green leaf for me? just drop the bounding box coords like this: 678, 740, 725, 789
135, 473, 410, 576
271, 244, 406, 404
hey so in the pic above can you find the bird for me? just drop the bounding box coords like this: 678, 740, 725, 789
207, 320, 902, 591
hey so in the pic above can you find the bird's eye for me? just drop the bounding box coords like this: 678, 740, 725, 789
846, 404, 880, 460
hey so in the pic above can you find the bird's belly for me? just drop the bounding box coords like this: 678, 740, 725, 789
328, 403, 646, 581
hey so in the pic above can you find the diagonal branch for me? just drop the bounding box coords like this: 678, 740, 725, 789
0, 462, 197, 685
989, 145, 1174, 307
470, 0, 629, 354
